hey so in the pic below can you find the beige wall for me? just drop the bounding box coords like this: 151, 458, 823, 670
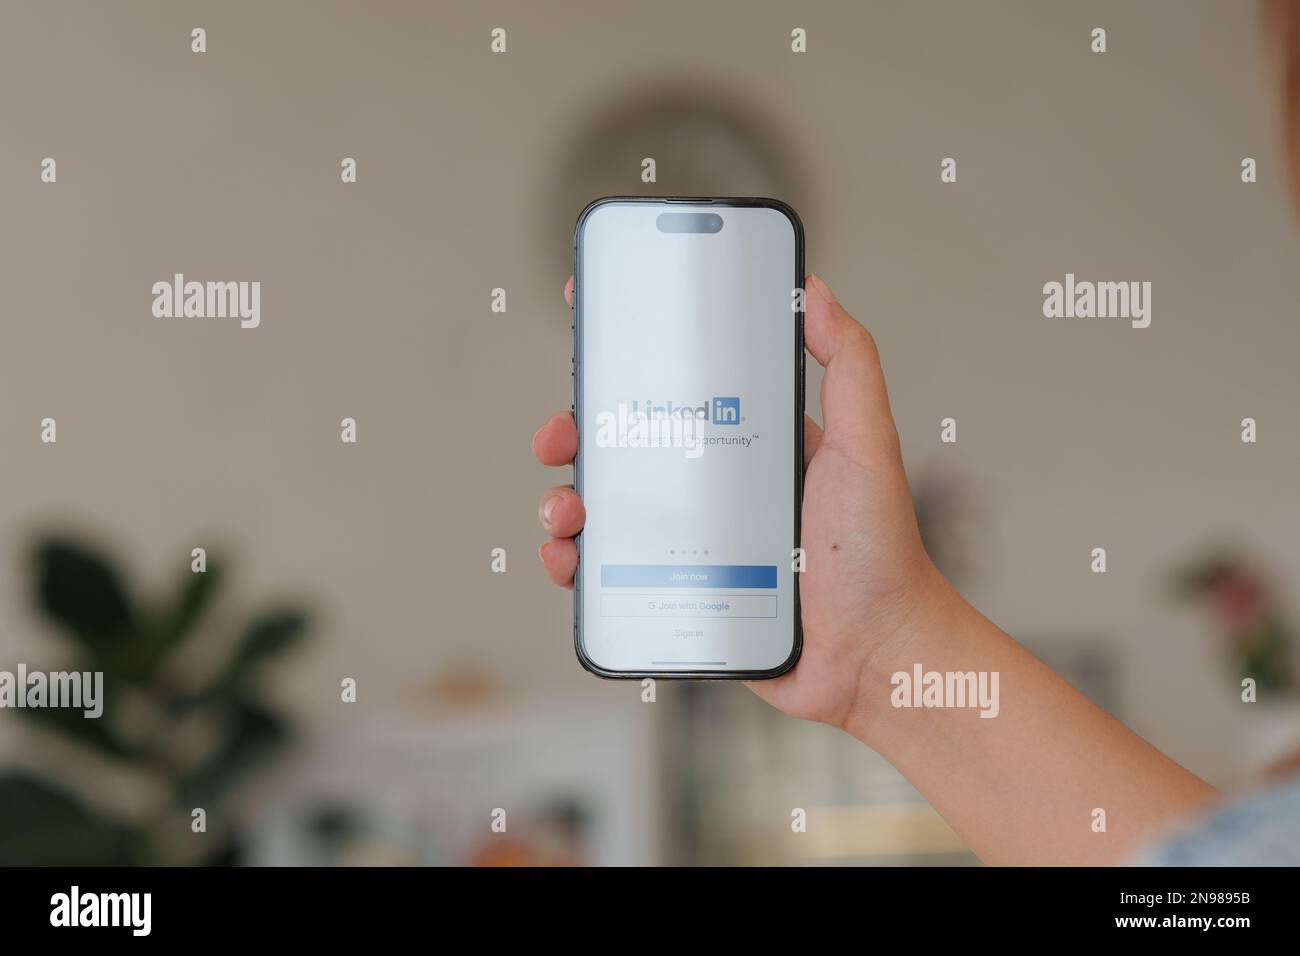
2, 0, 1299, 793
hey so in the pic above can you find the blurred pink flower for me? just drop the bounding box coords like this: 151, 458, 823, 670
1207, 572, 1266, 636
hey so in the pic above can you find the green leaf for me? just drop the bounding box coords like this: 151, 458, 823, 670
33, 539, 136, 646
196, 835, 243, 866
233, 610, 309, 668
177, 700, 289, 806
168, 608, 309, 717
0, 772, 142, 865
159, 558, 225, 650
12, 698, 136, 760
119, 559, 226, 682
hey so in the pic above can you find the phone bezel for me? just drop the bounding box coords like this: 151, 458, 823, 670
571, 196, 806, 680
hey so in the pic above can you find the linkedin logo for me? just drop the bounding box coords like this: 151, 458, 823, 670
711, 396, 740, 425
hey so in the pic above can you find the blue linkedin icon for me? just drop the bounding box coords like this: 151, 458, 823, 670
711, 396, 740, 425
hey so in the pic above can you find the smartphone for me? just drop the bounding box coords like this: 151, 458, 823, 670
572, 197, 805, 679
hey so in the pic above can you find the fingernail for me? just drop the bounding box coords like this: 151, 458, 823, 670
807, 273, 838, 304
541, 495, 561, 525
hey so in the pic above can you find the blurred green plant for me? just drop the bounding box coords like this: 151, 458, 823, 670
1174, 552, 1296, 697
0, 536, 309, 865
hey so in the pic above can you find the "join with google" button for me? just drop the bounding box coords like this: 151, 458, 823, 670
599, 593, 778, 619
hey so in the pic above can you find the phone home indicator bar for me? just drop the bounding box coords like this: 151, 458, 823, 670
600, 564, 778, 589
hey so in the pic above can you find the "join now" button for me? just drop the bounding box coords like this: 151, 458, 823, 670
600, 564, 778, 588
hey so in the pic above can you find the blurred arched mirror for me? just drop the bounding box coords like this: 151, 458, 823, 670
539, 81, 815, 303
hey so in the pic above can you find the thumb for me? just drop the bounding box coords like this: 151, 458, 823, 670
804, 273, 900, 453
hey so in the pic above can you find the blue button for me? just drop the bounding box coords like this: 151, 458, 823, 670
601, 564, 777, 588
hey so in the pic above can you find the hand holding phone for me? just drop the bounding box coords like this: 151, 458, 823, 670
538, 262, 951, 717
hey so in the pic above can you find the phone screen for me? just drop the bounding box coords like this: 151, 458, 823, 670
573, 199, 803, 677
